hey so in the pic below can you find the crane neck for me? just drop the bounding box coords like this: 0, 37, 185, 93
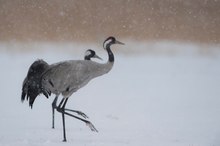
106, 44, 114, 63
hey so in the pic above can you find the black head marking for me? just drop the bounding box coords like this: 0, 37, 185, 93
84, 49, 103, 61
84, 49, 95, 60
103, 36, 116, 49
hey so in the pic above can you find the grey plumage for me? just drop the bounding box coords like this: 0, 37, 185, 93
41, 59, 112, 98
21, 49, 101, 108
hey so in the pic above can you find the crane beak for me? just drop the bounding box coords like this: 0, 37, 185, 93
115, 40, 125, 45
93, 54, 103, 60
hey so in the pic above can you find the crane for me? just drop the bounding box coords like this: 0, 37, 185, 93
22, 49, 102, 128
22, 37, 124, 141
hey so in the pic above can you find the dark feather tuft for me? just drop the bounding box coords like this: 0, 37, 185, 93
21, 60, 50, 108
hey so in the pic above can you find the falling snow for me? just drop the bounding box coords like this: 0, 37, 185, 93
0, 0, 220, 145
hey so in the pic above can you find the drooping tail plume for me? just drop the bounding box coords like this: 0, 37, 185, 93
21, 60, 50, 108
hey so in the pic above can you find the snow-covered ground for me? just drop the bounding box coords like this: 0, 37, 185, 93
0, 41, 220, 146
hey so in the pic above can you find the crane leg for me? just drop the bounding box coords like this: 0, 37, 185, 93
52, 95, 87, 129
57, 98, 98, 142
61, 109, 98, 132
57, 98, 68, 142
52, 95, 59, 129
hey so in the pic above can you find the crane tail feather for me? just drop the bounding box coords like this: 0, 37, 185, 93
21, 59, 50, 108
21, 77, 28, 102
21, 91, 26, 102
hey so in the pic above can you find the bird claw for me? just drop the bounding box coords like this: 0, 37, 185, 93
64, 109, 89, 119
76, 111, 89, 119
86, 121, 98, 132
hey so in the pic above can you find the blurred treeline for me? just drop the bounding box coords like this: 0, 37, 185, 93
0, 0, 219, 43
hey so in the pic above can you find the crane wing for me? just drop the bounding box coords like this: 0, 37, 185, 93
41, 60, 103, 97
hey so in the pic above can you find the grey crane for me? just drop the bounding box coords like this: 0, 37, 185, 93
22, 36, 124, 142
21, 49, 102, 128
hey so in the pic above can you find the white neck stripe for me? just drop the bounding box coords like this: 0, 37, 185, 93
103, 39, 112, 49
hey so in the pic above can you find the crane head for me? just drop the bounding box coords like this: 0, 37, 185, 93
84, 49, 102, 60
103, 36, 124, 50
